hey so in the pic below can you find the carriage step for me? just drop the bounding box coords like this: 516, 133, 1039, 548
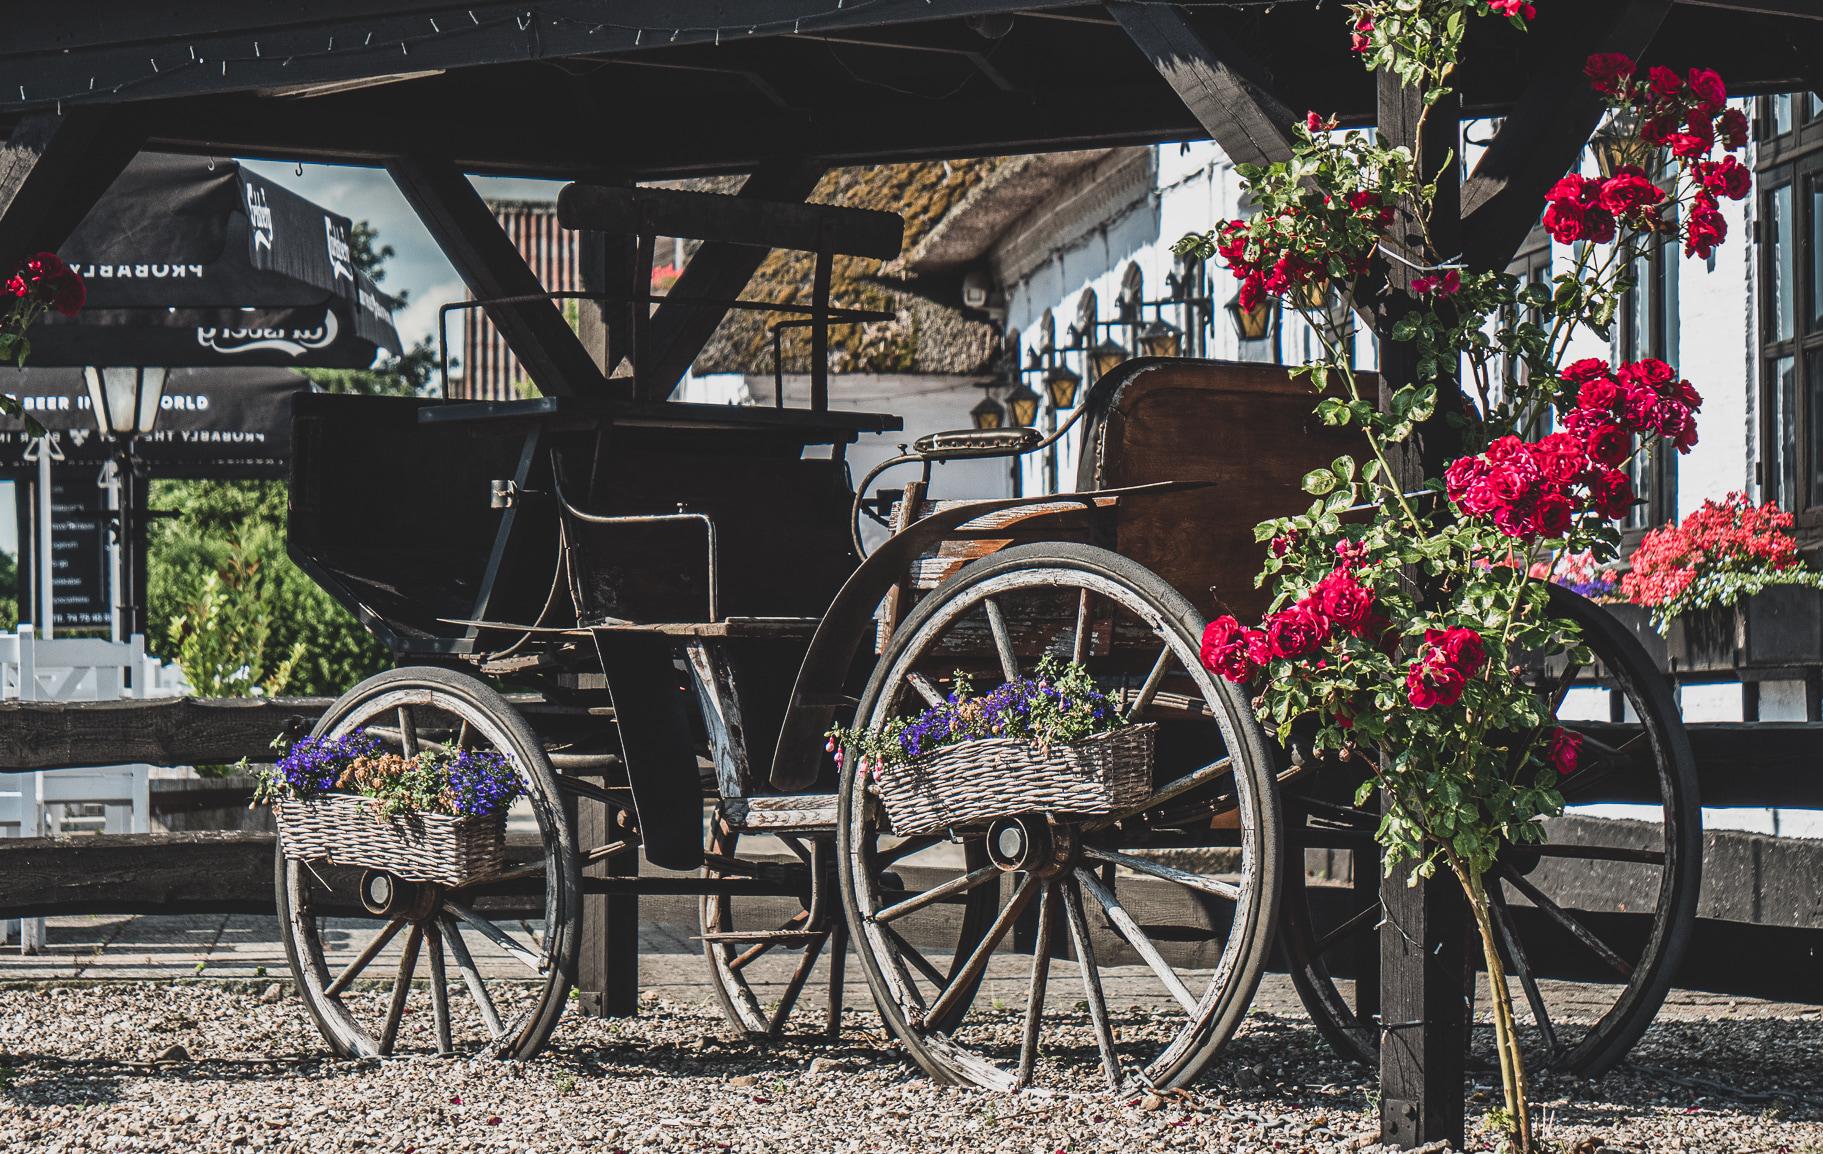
721, 794, 839, 832
697, 929, 826, 944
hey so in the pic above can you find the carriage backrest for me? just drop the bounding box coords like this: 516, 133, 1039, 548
1075, 357, 1368, 622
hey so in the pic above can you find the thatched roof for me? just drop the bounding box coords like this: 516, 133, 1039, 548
689, 158, 1012, 377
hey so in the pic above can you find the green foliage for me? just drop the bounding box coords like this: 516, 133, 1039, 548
149, 479, 387, 698
167, 543, 303, 698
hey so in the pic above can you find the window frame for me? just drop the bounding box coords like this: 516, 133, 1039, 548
1755, 94, 1823, 523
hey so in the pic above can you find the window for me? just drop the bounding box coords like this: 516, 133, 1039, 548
1756, 102, 1823, 514
1616, 219, 1680, 527
1502, 229, 1553, 437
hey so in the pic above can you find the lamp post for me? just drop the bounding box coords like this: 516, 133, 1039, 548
82, 366, 168, 640
970, 395, 1006, 430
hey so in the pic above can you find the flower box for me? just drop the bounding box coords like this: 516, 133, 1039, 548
276, 793, 507, 886
874, 723, 1155, 837
1603, 586, 1823, 676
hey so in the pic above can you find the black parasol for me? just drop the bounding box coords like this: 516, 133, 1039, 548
22, 154, 402, 369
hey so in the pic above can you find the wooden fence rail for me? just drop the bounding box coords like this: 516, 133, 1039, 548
0, 696, 332, 771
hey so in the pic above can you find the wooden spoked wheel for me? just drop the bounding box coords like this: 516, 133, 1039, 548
276, 667, 582, 1060
838, 543, 1283, 1092
700, 824, 848, 1040
1281, 584, 1701, 1076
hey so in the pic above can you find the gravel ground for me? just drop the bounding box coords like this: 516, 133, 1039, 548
0, 982, 1815, 1154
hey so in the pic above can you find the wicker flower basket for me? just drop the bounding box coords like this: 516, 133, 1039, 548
875, 723, 1155, 836
275, 794, 506, 886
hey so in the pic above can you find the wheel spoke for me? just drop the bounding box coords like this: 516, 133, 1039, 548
397, 707, 419, 758
1488, 878, 1560, 1061
1062, 877, 1121, 1089
377, 923, 423, 1056
872, 865, 1000, 924
1529, 842, 1665, 865
425, 919, 454, 1056
1082, 846, 1240, 901
1313, 901, 1381, 957
440, 914, 505, 1039
1124, 645, 1173, 722
767, 927, 829, 1038
325, 917, 407, 998
1072, 588, 1093, 664
983, 597, 1021, 683
924, 873, 1036, 1029
729, 911, 811, 972
880, 923, 945, 1002
907, 672, 946, 708
1076, 869, 1199, 1016
1086, 756, 1233, 829
825, 921, 848, 1039
1017, 881, 1057, 1088
1497, 865, 1633, 977
445, 899, 548, 974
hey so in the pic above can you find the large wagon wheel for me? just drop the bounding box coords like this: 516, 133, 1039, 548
838, 543, 1283, 1091
1281, 584, 1701, 1076
276, 666, 582, 1060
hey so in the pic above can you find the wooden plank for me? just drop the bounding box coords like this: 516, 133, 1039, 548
0, 108, 142, 269
0, 831, 277, 917
1107, 1, 1296, 167
385, 154, 606, 398
1376, 65, 1467, 1153
1460, 0, 1673, 272
638, 159, 827, 400
0, 696, 329, 771
556, 184, 904, 259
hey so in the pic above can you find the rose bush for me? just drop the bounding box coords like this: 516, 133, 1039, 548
1176, 6, 1744, 1148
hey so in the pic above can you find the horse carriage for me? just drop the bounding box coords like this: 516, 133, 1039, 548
276, 185, 1698, 1090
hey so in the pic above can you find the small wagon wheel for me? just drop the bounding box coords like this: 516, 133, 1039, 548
1280, 584, 1701, 1076
276, 666, 582, 1060
838, 543, 1283, 1091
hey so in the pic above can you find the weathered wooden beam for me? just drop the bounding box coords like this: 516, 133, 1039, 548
1376, 65, 1467, 1152
557, 185, 904, 259
0, 831, 278, 917
1460, 0, 1674, 272
0, 108, 142, 266
386, 154, 607, 398
0, 696, 329, 772
637, 159, 827, 401
1107, 0, 1296, 167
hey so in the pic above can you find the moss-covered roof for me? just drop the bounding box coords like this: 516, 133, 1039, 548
688, 158, 1011, 377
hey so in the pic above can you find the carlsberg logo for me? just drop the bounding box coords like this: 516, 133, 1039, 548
246, 185, 274, 252
325, 218, 352, 282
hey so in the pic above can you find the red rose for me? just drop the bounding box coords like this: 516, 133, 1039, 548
1429, 626, 1489, 677
1586, 422, 1632, 467
1684, 193, 1727, 259
1583, 53, 1636, 96
1485, 435, 1528, 465
1486, 0, 1534, 19
1351, 14, 1374, 53
1534, 492, 1574, 537
1697, 155, 1751, 201
1200, 615, 1253, 683
1334, 538, 1370, 569
1718, 107, 1750, 150
1667, 113, 1715, 160
1621, 385, 1660, 430
1406, 661, 1466, 710
1548, 727, 1583, 776
1597, 168, 1665, 222
1243, 628, 1273, 668
1267, 602, 1328, 660
1315, 569, 1374, 630
1479, 463, 1528, 506
1580, 206, 1616, 244
1562, 357, 1611, 386
1578, 376, 1621, 413
1674, 378, 1703, 408
1531, 432, 1588, 484
1591, 469, 1635, 519
1494, 501, 1537, 539
1621, 358, 1676, 389
1686, 68, 1727, 115
1673, 422, 1699, 452
1647, 65, 1684, 98
1269, 532, 1298, 558
1306, 111, 1324, 133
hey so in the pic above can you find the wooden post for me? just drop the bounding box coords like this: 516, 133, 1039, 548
1375, 69, 1469, 1151
0, 108, 143, 266
571, 789, 640, 1018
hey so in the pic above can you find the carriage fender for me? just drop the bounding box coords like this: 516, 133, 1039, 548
766, 480, 1210, 791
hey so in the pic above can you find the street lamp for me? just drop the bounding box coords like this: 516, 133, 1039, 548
970, 395, 1006, 430
1088, 338, 1129, 381
1042, 364, 1082, 411
1227, 292, 1276, 342
1005, 382, 1041, 428
82, 365, 167, 640
1136, 319, 1182, 358
1592, 112, 1653, 179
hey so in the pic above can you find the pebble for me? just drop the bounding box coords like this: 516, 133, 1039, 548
0, 986, 1809, 1153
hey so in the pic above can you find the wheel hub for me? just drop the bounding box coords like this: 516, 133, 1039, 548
358, 870, 439, 919
985, 817, 1075, 876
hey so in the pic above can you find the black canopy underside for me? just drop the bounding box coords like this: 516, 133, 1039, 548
0, 1, 1816, 180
